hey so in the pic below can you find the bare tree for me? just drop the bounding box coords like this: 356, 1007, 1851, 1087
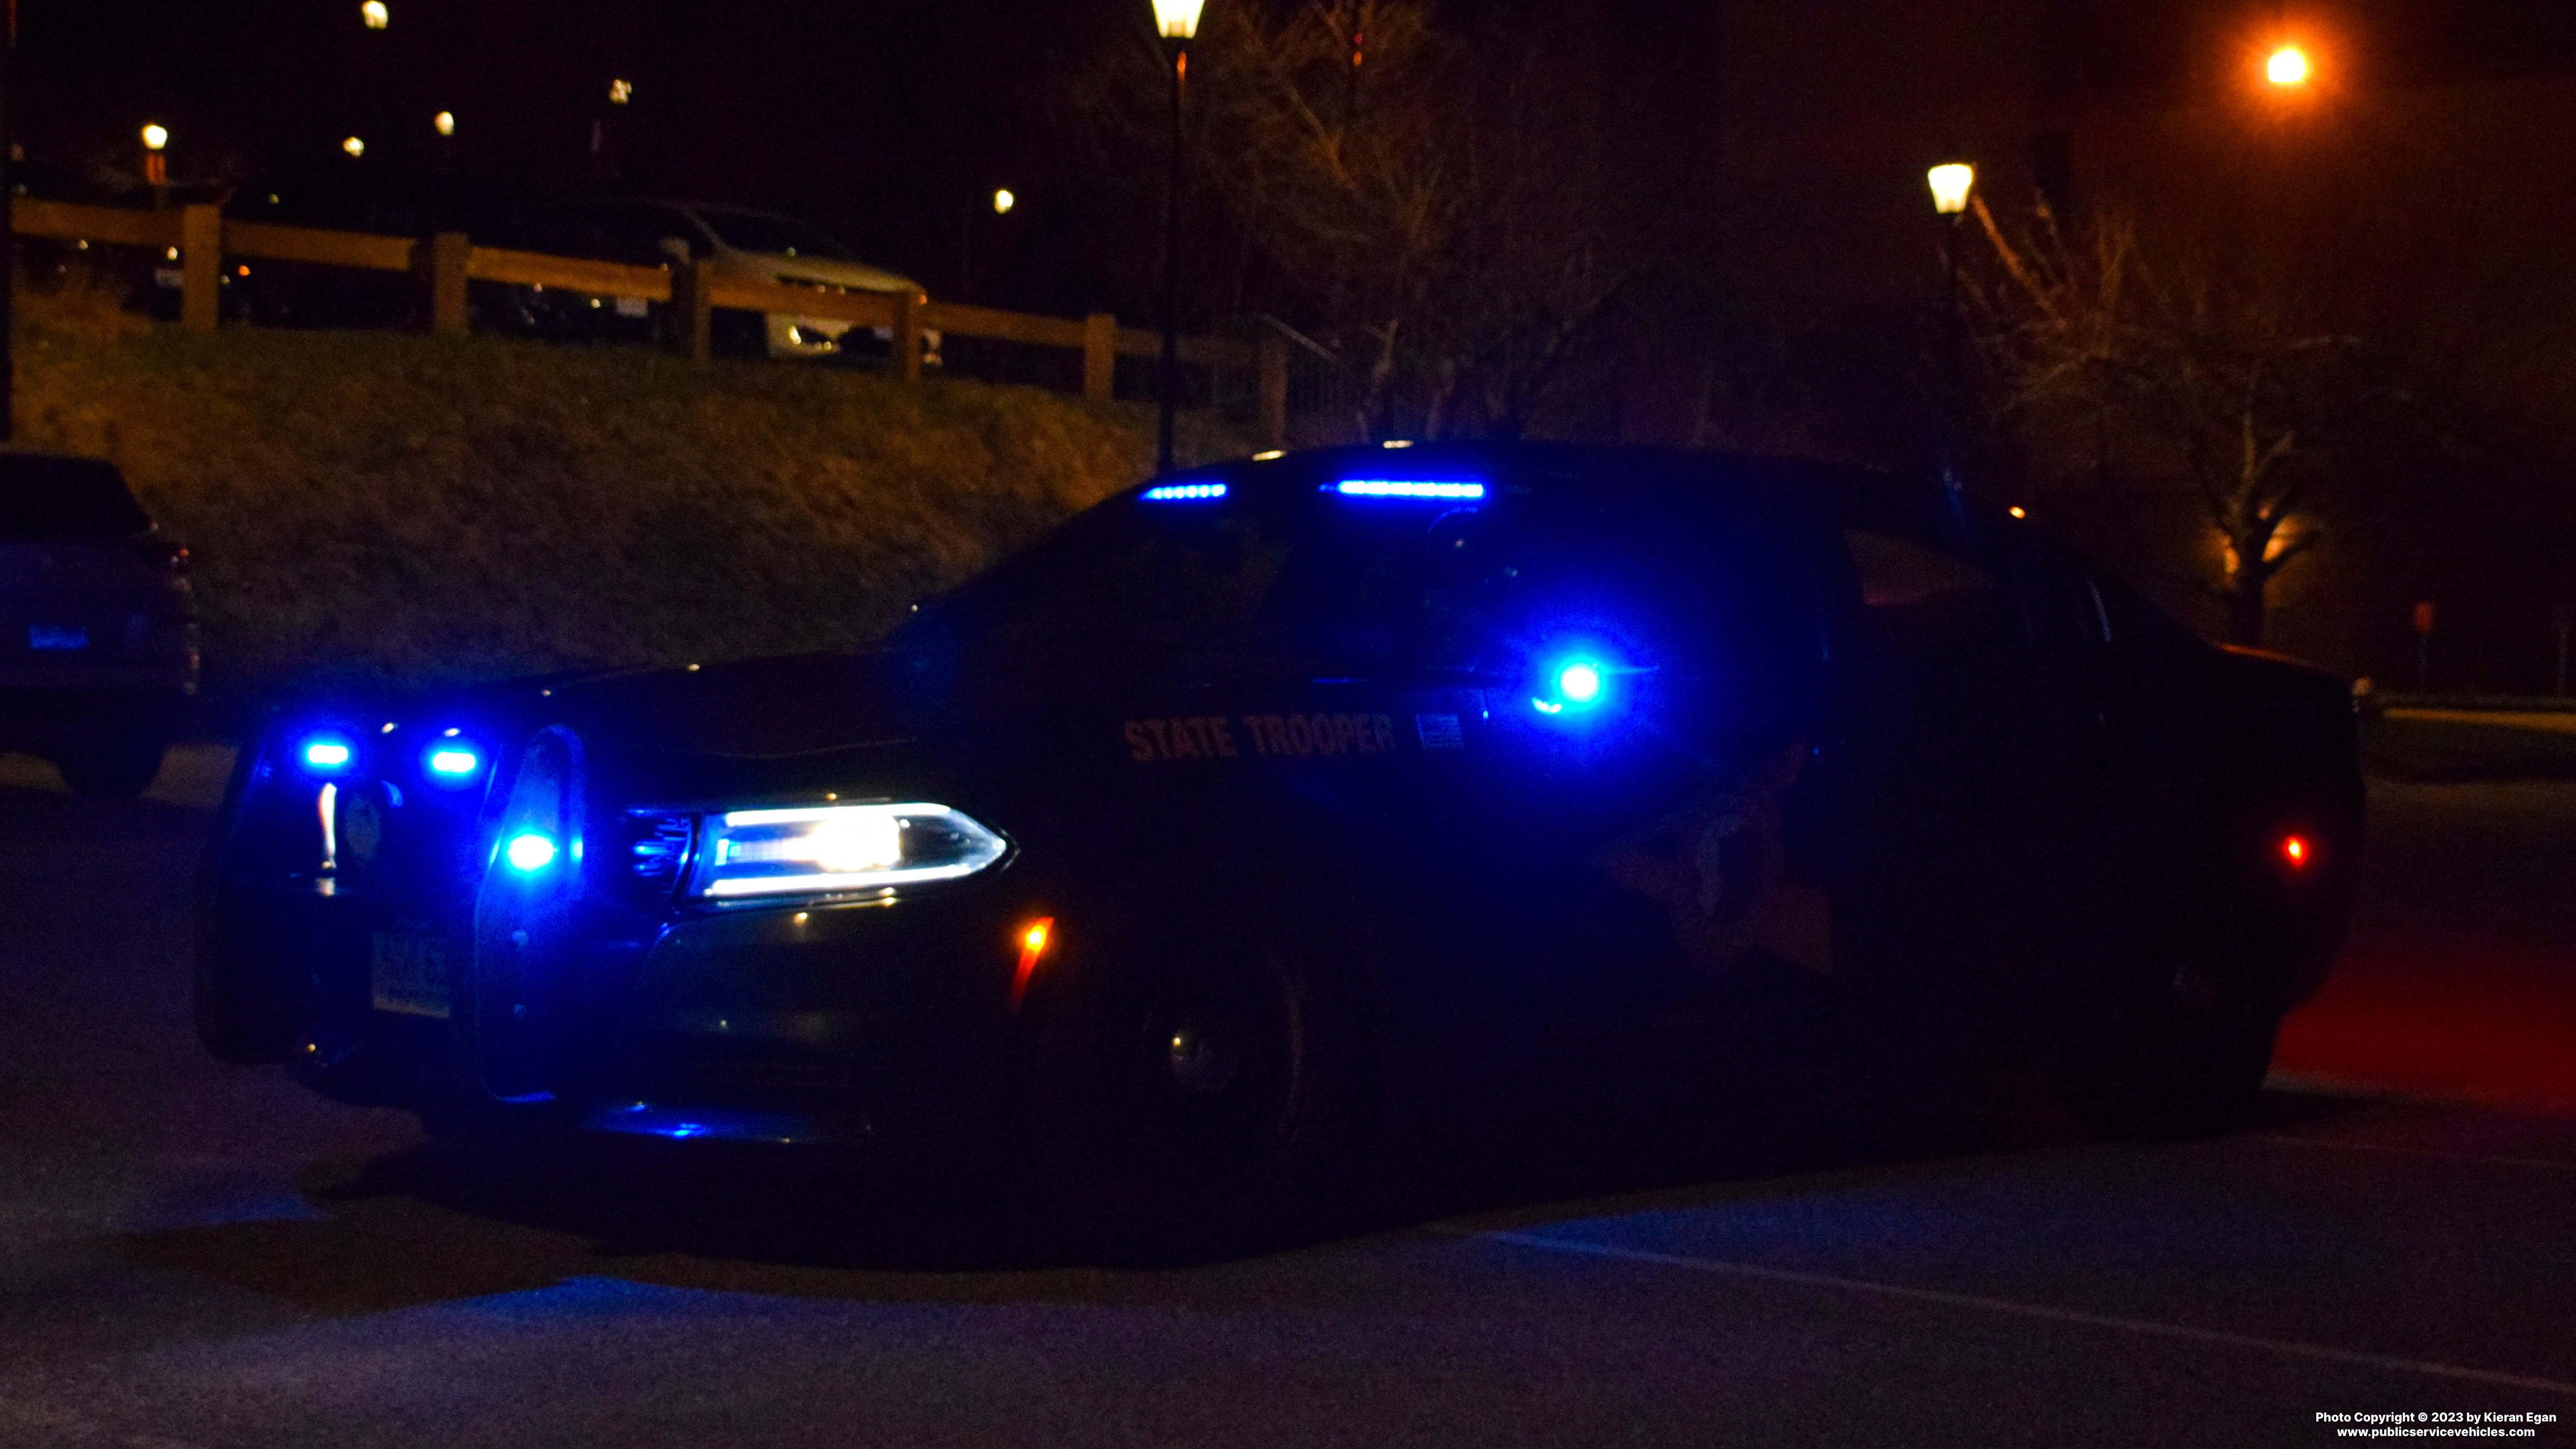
1970, 202, 2386, 645
1067, 0, 1633, 440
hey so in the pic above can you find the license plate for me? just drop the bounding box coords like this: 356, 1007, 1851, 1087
154, 267, 184, 289
614, 296, 649, 318
27, 624, 88, 651
371, 932, 451, 1019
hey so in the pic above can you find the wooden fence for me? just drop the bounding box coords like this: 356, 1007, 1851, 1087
12, 198, 1291, 446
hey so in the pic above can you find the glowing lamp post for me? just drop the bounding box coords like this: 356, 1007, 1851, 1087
993, 188, 1015, 215
2267, 45, 2311, 87
361, 0, 389, 28
434, 111, 456, 137
1926, 160, 1974, 481
141, 125, 170, 203
343, 135, 367, 159
1152, 0, 1207, 473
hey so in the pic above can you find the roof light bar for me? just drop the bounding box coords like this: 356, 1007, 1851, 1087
1332, 479, 1487, 500
1142, 482, 1227, 501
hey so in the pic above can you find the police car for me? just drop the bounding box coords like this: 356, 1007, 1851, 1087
197, 443, 2361, 1245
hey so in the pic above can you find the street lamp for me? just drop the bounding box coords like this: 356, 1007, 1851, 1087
1151, 0, 1207, 473
2266, 45, 2311, 87
1926, 159, 1974, 481
343, 135, 367, 158
140, 125, 170, 205
993, 188, 1015, 215
433, 111, 456, 137
360, 0, 389, 29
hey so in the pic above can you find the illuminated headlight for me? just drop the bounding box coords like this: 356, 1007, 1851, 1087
689, 803, 1008, 900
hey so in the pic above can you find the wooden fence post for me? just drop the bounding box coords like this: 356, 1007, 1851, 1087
425, 232, 471, 337
669, 258, 713, 364
1256, 330, 1289, 449
1081, 313, 1116, 402
892, 292, 923, 382
179, 205, 222, 332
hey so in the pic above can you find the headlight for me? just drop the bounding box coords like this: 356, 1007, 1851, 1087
689, 803, 1008, 900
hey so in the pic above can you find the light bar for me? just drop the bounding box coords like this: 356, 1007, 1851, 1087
1332, 479, 1486, 500
1142, 482, 1226, 501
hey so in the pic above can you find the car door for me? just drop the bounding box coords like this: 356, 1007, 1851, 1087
1819, 486, 2111, 1009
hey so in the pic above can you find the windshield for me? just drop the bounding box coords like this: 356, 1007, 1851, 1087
906, 478, 1821, 679
0, 456, 153, 543
696, 209, 859, 261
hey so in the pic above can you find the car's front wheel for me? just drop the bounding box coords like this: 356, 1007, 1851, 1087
2053, 949, 2283, 1140
1018, 872, 1376, 1258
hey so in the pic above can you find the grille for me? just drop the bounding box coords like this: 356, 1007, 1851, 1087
626, 811, 695, 899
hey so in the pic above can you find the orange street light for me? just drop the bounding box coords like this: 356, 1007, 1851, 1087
361, 0, 389, 29
1926, 161, 1974, 217
140, 125, 170, 196
433, 111, 456, 136
2266, 45, 2311, 86
342, 135, 366, 158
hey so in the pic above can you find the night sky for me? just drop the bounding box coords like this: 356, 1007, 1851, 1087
18, 0, 2576, 317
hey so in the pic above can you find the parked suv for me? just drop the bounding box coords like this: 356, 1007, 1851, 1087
560, 198, 937, 363
0, 453, 197, 796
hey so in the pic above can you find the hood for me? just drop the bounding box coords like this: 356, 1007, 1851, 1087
482, 651, 933, 760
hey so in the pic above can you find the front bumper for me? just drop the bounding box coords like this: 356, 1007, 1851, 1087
205, 723, 1034, 1164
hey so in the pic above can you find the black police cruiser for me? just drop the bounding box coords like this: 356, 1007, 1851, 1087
198, 444, 2362, 1244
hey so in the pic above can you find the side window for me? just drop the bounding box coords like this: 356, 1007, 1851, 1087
2093, 569, 2200, 652
2007, 544, 2108, 648
1843, 529, 2014, 659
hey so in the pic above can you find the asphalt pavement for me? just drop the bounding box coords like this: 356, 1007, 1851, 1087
0, 748, 2570, 1448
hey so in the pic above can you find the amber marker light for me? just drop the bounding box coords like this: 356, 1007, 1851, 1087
1010, 917, 1056, 1008
2267, 45, 2311, 87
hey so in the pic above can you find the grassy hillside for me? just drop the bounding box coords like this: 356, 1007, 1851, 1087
14, 286, 1173, 716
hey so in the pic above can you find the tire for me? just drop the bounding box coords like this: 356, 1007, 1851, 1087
1018, 870, 1376, 1259
55, 732, 168, 798
2053, 953, 2282, 1140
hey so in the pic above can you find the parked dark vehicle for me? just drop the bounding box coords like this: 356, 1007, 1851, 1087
197, 444, 2363, 1251
0, 452, 197, 796
223, 166, 655, 342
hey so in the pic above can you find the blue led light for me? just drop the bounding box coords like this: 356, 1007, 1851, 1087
425, 747, 481, 777
505, 831, 559, 872
1332, 479, 1486, 500
1531, 653, 1616, 717
298, 735, 355, 772
1142, 482, 1227, 501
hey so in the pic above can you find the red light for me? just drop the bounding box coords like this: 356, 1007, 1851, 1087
2282, 835, 2310, 868
1010, 916, 1054, 1008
